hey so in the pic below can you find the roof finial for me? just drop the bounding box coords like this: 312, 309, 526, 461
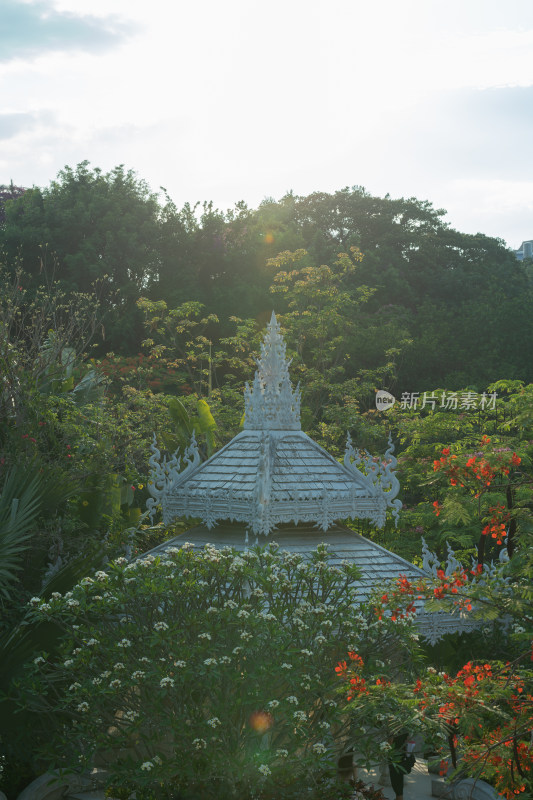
243, 311, 301, 430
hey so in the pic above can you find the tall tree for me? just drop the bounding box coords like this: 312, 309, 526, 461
1, 163, 164, 351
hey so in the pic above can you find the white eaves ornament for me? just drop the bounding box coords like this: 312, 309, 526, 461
148, 312, 402, 535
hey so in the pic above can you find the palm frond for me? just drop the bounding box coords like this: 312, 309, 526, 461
0, 468, 43, 602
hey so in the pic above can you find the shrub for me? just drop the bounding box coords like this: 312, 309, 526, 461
23, 542, 368, 799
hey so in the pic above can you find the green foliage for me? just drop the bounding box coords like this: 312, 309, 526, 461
165, 396, 217, 458
21, 543, 378, 799
0, 468, 43, 602
4, 167, 532, 387
3, 164, 533, 798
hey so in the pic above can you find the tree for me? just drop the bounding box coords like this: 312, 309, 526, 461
267, 248, 412, 446
0, 182, 26, 225
1, 163, 164, 352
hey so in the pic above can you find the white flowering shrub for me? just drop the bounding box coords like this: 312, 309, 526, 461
22, 542, 373, 799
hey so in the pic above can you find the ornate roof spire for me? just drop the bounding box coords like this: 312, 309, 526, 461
243, 312, 301, 431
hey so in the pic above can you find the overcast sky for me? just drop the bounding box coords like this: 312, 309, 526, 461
1, 0, 533, 249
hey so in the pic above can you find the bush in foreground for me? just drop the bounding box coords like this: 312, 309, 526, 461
22, 542, 395, 799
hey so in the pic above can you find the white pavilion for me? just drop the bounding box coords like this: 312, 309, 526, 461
146, 313, 477, 643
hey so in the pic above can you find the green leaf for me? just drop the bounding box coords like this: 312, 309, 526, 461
441, 497, 473, 525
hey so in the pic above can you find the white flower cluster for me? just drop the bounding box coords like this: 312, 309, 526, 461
117, 638, 131, 648
207, 717, 221, 728
276, 749, 288, 758
154, 621, 169, 631
267, 700, 280, 709
313, 743, 327, 754
123, 710, 140, 722
132, 670, 146, 680
160, 677, 174, 688
293, 710, 307, 722
258, 765, 271, 776
287, 696, 298, 705
193, 738, 207, 750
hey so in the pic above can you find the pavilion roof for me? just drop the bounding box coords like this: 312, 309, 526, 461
145, 523, 479, 646
148, 312, 401, 535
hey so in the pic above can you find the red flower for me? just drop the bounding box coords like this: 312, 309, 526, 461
511, 453, 521, 466
348, 652, 364, 667
442, 447, 450, 456
433, 500, 441, 517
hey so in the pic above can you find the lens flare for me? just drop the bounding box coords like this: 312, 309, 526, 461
249, 710, 274, 733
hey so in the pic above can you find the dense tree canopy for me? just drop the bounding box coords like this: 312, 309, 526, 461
2, 164, 530, 389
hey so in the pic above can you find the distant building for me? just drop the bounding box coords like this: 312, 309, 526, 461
516, 240, 533, 260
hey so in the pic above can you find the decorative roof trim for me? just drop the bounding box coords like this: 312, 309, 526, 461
344, 432, 402, 525
148, 429, 400, 534
243, 311, 301, 431
147, 432, 201, 522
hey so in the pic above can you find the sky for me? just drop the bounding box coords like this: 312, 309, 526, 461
1, 0, 533, 249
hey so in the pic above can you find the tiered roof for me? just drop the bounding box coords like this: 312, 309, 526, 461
148, 312, 401, 535
146, 312, 480, 644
